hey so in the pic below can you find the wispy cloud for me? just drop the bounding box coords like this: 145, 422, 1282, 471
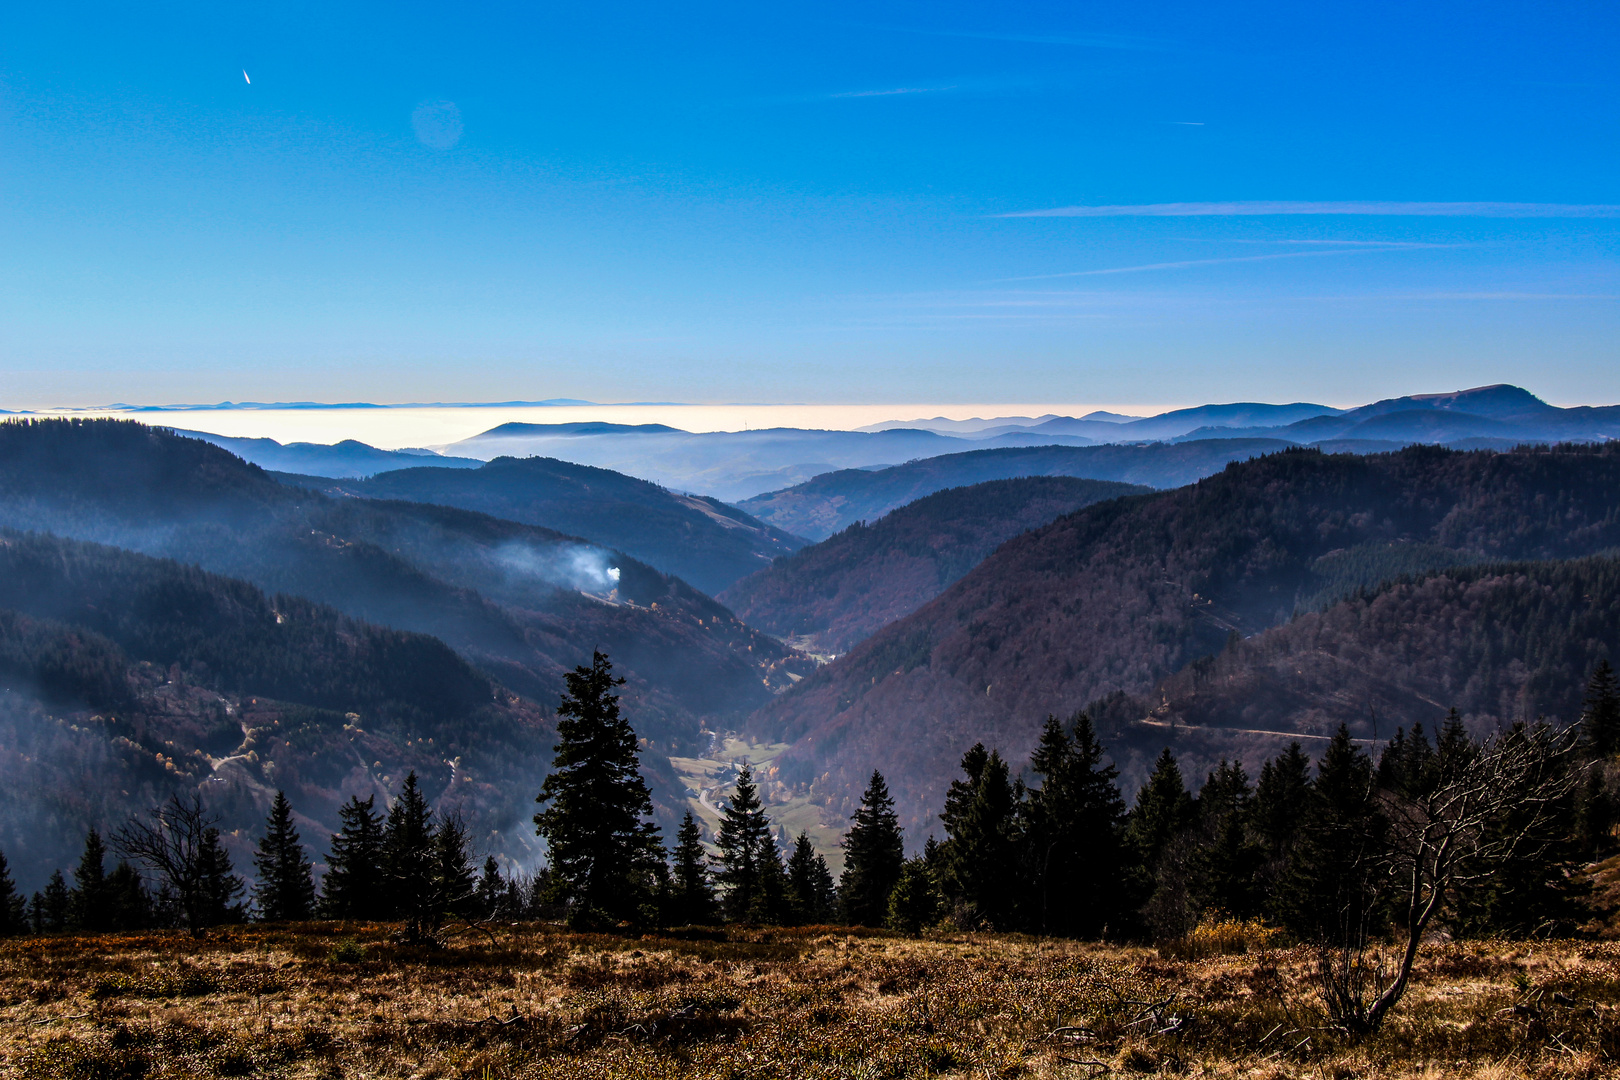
863, 24, 1174, 52
998, 244, 1427, 281
830, 86, 957, 99
1000, 201, 1620, 218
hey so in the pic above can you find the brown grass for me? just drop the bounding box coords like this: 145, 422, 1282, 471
3, 923, 1619, 1078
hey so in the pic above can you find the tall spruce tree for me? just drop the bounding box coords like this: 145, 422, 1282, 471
1127, 748, 1194, 866
253, 791, 316, 922
474, 856, 505, 919
1581, 661, 1620, 757
1193, 760, 1263, 919
37, 871, 70, 932
104, 862, 151, 931
1254, 742, 1313, 869
669, 812, 718, 925
1277, 725, 1384, 942
434, 813, 478, 922
70, 829, 111, 932
0, 848, 24, 936
533, 651, 665, 926
716, 765, 776, 922
886, 856, 942, 933
198, 826, 247, 926
386, 772, 438, 939
1026, 714, 1136, 937
840, 770, 905, 927
1128, 748, 1198, 937
937, 746, 1023, 930
786, 832, 837, 924
322, 795, 388, 919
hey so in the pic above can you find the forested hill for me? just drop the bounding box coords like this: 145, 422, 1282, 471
1084, 555, 1620, 797
284, 454, 807, 595
0, 529, 555, 891
0, 419, 813, 754
737, 439, 1295, 540
749, 443, 1620, 831
718, 476, 1146, 654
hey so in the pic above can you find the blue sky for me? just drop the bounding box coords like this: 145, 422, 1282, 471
2, 1, 1617, 408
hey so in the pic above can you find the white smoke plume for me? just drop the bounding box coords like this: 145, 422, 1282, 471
493, 541, 621, 595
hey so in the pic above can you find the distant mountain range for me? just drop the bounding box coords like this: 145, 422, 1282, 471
735, 440, 1302, 540
175, 430, 485, 477
111, 386, 1615, 507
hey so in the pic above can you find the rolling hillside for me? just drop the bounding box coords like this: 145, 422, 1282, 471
0, 529, 558, 890
0, 419, 812, 754
737, 439, 1295, 540
286, 455, 807, 594
719, 476, 1146, 654
747, 443, 1620, 831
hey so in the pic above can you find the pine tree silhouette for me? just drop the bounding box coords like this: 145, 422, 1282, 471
322, 795, 388, 919
670, 812, 718, 925
253, 791, 316, 922
533, 651, 665, 927
1582, 660, 1620, 757
0, 848, 24, 936
937, 746, 1022, 930
386, 772, 438, 940
70, 829, 110, 932
716, 765, 776, 922
434, 812, 477, 922
839, 770, 905, 927
1027, 714, 1136, 937
785, 832, 836, 924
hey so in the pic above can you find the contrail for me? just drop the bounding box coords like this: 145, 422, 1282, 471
243, 70, 251, 84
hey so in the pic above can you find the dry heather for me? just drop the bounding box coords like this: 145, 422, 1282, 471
3, 923, 1619, 1079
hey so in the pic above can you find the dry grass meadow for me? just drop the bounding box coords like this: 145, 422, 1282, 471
3, 922, 1619, 1079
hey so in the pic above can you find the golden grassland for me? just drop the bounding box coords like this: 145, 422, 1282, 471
4, 922, 1620, 1079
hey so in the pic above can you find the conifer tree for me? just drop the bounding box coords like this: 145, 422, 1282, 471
1026, 714, 1136, 937
533, 651, 665, 926
1253, 741, 1312, 872
434, 812, 478, 921
886, 856, 941, 933
70, 829, 110, 932
716, 765, 776, 921
38, 871, 69, 932
0, 848, 24, 937
785, 832, 837, 924
386, 772, 438, 939
198, 826, 247, 926
1193, 760, 1263, 919
839, 770, 905, 927
1128, 748, 1198, 937
474, 856, 505, 919
1127, 748, 1194, 866
669, 812, 718, 925
104, 861, 151, 930
322, 795, 388, 919
937, 746, 1023, 929
1277, 725, 1384, 941
1582, 661, 1620, 757
253, 791, 316, 922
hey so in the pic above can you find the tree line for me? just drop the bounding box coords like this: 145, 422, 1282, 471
5, 652, 1615, 990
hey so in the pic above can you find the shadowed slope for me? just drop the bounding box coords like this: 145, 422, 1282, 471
720, 476, 1146, 654
749, 444, 1620, 831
